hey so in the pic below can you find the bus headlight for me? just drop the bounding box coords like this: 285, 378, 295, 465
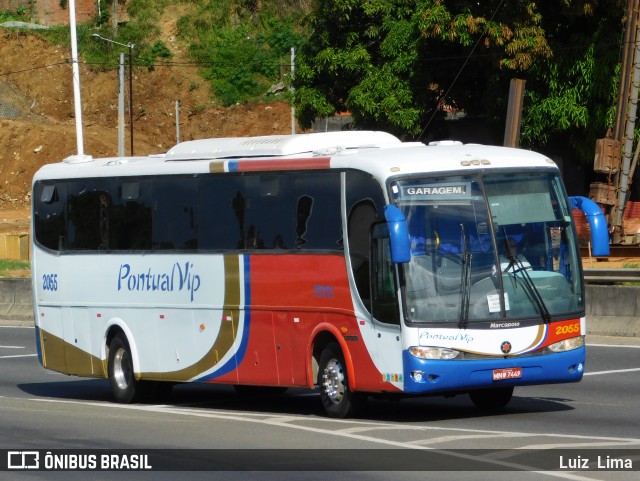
547, 336, 584, 353
409, 346, 461, 360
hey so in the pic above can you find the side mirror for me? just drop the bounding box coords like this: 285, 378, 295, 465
384, 204, 411, 263
569, 196, 610, 256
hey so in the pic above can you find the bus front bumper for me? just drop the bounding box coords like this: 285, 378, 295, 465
402, 346, 585, 394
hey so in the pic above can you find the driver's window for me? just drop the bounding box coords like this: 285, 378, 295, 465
371, 224, 400, 325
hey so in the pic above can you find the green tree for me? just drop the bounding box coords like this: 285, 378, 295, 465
294, 0, 624, 160
519, 2, 623, 164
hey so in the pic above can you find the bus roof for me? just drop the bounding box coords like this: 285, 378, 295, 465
33, 131, 557, 183
164, 130, 403, 160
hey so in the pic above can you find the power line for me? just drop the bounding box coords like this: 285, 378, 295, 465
0, 36, 628, 78
0, 61, 69, 77
419, 0, 507, 139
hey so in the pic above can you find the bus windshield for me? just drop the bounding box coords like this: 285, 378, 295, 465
391, 171, 583, 325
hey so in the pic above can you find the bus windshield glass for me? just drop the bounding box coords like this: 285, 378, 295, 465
390, 171, 583, 325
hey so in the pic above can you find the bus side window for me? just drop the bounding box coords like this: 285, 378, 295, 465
112, 180, 152, 250
67, 182, 113, 251
152, 178, 198, 250
345, 171, 386, 310
237, 175, 295, 250
293, 172, 342, 250
34, 182, 66, 251
199, 175, 243, 250
348, 200, 377, 306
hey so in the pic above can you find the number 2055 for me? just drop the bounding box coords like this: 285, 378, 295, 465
42, 274, 58, 291
555, 322, 580, 335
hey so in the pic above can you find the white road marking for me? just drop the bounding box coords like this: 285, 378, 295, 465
584, 368, 640, 376
0, 354, 37, 359
24, 397, 639, 480
0, 346, 25, 349
408, 432, 526, 446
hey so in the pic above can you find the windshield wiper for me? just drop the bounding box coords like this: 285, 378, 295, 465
458, 224, 472, 329
507, 254, 552, 324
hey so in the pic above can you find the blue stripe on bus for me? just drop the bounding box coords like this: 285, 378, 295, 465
196, 254, 251, 381
227, 161, 238, 172
233, 254, 252, 367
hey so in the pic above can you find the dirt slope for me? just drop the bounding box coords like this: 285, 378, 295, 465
0, 12, 295, 234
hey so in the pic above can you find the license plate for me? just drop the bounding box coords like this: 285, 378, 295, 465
493, 367, 522, 381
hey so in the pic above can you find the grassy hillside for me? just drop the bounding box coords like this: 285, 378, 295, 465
31, 0, 312, 107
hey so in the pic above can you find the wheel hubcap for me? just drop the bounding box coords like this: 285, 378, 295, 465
322, 358, 345, 403
113, 348, 132, 391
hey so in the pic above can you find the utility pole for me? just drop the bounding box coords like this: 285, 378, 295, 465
68, 0, 87, 160
590, 0, 640, 244
503, 79, 526, 148
117, 53, 125, 157
92, 34, 135, 156
612, 0, 640, 243
291, 47, 296, 135
175, 100, 181, 144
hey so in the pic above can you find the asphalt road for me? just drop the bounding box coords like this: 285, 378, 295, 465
0, 324, 639, 481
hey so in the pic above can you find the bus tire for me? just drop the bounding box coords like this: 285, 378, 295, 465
108, 333, 143, 404
469, 386, 514, 410
318, 342, 363, 418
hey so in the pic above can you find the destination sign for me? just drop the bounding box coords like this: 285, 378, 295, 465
397, 182, 471, 200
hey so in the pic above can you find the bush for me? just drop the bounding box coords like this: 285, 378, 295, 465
179, 1, 306, 105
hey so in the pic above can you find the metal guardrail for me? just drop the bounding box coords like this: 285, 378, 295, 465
583, 268, 640, 283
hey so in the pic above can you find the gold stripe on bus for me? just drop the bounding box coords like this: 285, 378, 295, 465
196, 254, 241, 374
209, 161, 226, 173
39, 328, 102, 377
141, 254, 241, 381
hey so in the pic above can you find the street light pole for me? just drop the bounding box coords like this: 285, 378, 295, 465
91, 34, 135, 156
128, 44, 133, 156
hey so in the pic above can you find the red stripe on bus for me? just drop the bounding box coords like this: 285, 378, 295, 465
234, 157, 331, 172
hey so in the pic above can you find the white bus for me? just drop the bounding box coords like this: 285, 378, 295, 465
32, 131, 608, 418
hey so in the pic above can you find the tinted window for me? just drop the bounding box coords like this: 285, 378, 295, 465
152, 178, 198, 250
199, 175, 244, 250
345, 171, 386, 305
35, 172, 347, 253
34, 182, 66, 251
242, 174, 295, 249
111, 180, 152, 250
67, 181, 114, 250
293, 173, 342, 250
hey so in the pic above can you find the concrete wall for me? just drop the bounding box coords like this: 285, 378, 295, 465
1, 279, 637, 337
585, 285, 640, 337
0, 278, 32, 322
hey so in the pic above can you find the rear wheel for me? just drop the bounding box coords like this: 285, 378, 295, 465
469, 386, 514, 410
318, 342, 364, 418
108, 333, 147, 403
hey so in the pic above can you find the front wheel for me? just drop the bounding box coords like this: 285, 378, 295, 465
318, 342, 364, 418
469, 386, 514, 410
